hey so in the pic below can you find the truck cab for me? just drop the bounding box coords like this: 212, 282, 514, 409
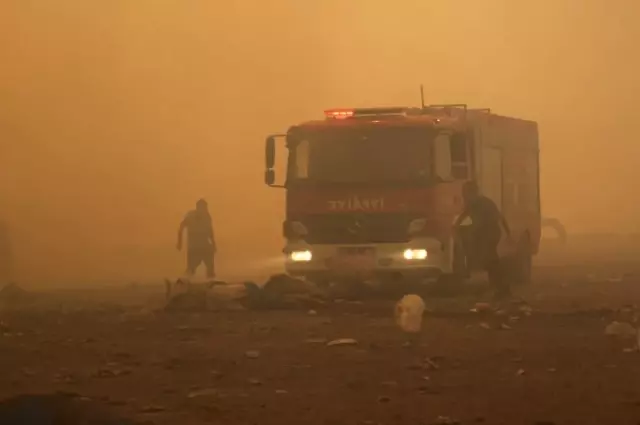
265, 105, 541, 285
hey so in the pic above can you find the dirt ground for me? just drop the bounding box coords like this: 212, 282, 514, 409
2, 241, 640, 425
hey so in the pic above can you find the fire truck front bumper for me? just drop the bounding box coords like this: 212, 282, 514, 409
283, 239, 451, 281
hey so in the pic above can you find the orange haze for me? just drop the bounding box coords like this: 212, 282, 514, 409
1, 0, 639, 285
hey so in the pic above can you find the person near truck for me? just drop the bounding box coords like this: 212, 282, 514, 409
454, 180, 512, 298
176, 199, 216, 279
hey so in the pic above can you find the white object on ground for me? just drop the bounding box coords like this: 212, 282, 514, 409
395, 294, 426, 333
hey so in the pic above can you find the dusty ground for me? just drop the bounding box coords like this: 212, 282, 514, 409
2, 239, 640, 425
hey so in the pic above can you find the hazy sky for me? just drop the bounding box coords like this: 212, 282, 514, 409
1, 0, 639, 283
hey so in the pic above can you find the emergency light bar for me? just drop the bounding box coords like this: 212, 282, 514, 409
324, 107, 409, 119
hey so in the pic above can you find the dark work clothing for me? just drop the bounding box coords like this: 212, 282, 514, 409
181, 210, 216, 278
464, 196, 502, 235
187, 244, 215, 278
182, 210, 215, 249
460, 196, 509, 297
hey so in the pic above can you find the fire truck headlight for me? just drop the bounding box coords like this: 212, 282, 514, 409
403, 249, 428, 260
290, 250, 312, 262
407, 218, 427, 234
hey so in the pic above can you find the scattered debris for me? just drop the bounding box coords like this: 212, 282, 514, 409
20, 368, 36, 377
139, 405, 165, 413
245, 350, 261, 359
93, 366, 131, 378
240, 275, 327, 311
424, 357, 440, 370
604, 321, 637, 338
53, 372, 77, 384
164, 278, 238, 312
187, 388, 219, 398
434, 415, 459, 425
305, 338, 328, 344
518, 305, 533, 316
327, 338, 358, 347
471, 302, 492, 313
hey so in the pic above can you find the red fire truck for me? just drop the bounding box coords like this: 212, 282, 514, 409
264, 104, 541, 285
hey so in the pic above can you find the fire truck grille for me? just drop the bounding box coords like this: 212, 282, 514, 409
291, 214, 418, 245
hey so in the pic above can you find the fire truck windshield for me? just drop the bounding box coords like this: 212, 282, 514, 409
288, 126, 434, 184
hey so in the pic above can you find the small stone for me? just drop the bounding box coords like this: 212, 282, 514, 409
245, 350, 261, 359
516, 368, 526, 376
327, 338, 358, 347
248, 378, 262, 386
377, 395, 391, 403
21, 368, 36, 377
187, 388, 219, 398
305, 338, 328, 344
424, 357, 440, 370
140, 405, 165, 413
473, 302, 492, 313
435, 416, 459, 424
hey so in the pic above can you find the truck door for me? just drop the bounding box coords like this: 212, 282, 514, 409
480, 147, 503, 211
459, 146, 504, 272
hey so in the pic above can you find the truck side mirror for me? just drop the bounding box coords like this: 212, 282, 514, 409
265, 137, 275, 169
264, 169, 275, 186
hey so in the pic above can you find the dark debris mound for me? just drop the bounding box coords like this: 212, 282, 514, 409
0, 283, 32, 306
0, 393, 137, 425
241, 274, 327, 310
